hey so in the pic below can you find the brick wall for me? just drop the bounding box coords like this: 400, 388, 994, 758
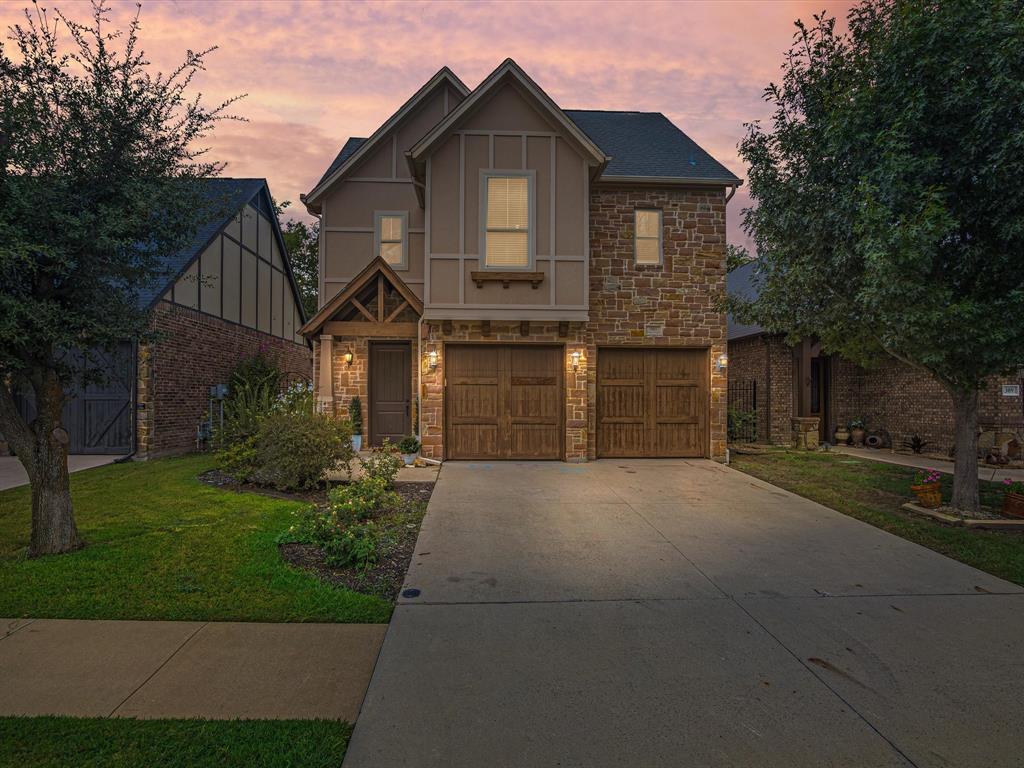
727, 331, 1023, 452
587, 185, 728, 459
138, 302, 311, 458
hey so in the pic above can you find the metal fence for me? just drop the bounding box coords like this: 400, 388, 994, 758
727, 379, 759, 443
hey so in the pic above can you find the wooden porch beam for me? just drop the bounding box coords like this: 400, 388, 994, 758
323, 321, 418, 338
350, 296, 375, 322
385, 300, 410, 324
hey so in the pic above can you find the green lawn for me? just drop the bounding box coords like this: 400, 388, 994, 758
0, 455, 391, 622
0, 717, 349, 768
731, 450, 1024, 586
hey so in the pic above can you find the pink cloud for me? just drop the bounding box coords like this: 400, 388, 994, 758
2, 0, 854, 241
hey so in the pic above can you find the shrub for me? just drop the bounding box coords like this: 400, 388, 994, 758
328, 476, 401, 526
348, 396, 363, 437
217, 380, 276, 448
276, 380, 314, 414
359, 441, 403, 487
322, 520, 380, 571
727, 407, 757, 442
216, 435, 258, 483
230, 350, 281, 393
252, 410, 353, 491
398, 435, 421, 454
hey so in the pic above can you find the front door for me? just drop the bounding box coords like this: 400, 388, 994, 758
369, 342, 411, 447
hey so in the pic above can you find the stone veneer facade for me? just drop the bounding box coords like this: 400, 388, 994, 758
415, 185, 728, 462
137, 302, 312, 458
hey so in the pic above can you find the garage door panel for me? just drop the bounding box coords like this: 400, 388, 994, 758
448, 424, 499, 459
446, 344, 562, 460
509, 424, 560, 458
598, 348, 707, 458
449, 384, 499, 420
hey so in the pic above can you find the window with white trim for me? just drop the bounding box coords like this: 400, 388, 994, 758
635, 208, 662, 265
483, 173, 532, 269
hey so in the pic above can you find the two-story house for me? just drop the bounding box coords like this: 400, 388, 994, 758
299, 59, 739, 462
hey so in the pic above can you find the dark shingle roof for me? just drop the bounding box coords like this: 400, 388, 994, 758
316, 137, 367, 188
727, 259, 765, 340
565, 110, 739, 182
138, 178, 266, 309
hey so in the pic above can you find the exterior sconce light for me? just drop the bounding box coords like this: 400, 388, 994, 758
570, 350, 583, 372
344, 350, 354, 367
714, 353, 728, 373
427, 350, 438, 371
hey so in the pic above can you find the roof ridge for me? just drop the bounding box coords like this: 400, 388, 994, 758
565, 109, 664, 115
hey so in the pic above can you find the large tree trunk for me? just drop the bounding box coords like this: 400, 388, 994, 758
0, 370, 83, 556
949, 386, 980, 515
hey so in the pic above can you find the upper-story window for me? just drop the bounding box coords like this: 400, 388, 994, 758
635, 208, 663, 265
375, 211, 407, 269
482, 172, 533, 269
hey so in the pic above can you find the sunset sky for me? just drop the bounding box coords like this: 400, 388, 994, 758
3, 0, 854, 248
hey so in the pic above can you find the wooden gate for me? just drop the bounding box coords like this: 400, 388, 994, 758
445, 344, 563, 460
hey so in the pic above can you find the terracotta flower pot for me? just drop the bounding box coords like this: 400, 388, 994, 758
911, 483, 942, 509
851, 427, 866, 447
1002, 492, 1024, 519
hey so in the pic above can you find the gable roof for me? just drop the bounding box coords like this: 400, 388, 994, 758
300, 256, 424, 337
727, 259, 765, 340
315, 137, 367, 189
407, 58, 608, 177
139, 177, 265, 309
566, 110, 740, 184
304, 67, 469, 209
141, 178, 308, 326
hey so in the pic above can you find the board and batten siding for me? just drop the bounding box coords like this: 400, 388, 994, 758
318, 82, 466, 308
425, 83, 590, 317
166, 201, 304, 345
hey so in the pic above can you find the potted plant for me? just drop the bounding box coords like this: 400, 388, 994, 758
910, 468, 943, 509
349, 396, 363, 452
398, 435, 420, 466
849, 418, 867, 447
1001, 479, 1024, 519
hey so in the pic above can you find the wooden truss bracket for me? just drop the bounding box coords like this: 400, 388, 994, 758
470, 271, 544, 290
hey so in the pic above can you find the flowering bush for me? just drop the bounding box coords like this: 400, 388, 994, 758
322, 521, 381, 571
328, 477, 401, 526
1001, 479, 1024, 495
359, 442, 403, 487
913, 469, 943, 486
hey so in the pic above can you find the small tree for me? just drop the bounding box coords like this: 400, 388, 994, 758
348, 396, 363, 437
0, 1, 242, 554
280, 212, 319, 317
736, 0, 1024, 513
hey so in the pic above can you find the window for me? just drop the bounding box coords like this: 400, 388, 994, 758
374, 211, 407, 268
482, 172, 533, 269
635, 209, 662, 265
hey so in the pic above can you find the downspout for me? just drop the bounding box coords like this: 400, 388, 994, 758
725, 182, 740, 204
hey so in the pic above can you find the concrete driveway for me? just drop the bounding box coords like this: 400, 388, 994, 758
344, 460, 1024, 768
0, 455, 123, 491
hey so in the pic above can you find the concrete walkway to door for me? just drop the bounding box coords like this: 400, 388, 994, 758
344, 460, 1024, 768
0, 455, 123, 492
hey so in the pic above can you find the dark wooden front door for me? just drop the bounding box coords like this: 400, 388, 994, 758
369, 342, 411, 447
597, 348, 708, 458
445, 344, 562, 460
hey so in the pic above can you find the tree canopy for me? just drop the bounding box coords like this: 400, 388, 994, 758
0, 0, 241, 554
736, 0, 1024, 511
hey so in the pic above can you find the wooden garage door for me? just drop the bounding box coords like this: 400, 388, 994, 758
446, 345, 563, 460
597, 348, 707, 458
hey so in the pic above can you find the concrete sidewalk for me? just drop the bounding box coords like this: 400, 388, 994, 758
0, 455, 124, 492
833, 444, 1024, 482
0, 618, 385, 720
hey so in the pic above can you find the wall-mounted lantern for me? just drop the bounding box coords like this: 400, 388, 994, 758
570, 350, 583, 372
714, 353, 728, 373
427, 350, 439, 371
344, 350, 354, 367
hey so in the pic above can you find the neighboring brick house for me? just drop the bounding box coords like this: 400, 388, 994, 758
726, 260, 1024, 454
301, 59, 739, 461
11, 179, 311, 459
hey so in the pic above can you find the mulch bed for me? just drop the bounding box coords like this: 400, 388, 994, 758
199, 470, 435, 601
278, 482, 434, 601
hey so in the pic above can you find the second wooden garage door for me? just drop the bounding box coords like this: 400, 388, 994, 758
446, 344, 563, 460
597, 348, 708, 458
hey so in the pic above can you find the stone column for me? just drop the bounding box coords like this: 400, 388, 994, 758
318, 334, 334, 414
791, 416, 820, 450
